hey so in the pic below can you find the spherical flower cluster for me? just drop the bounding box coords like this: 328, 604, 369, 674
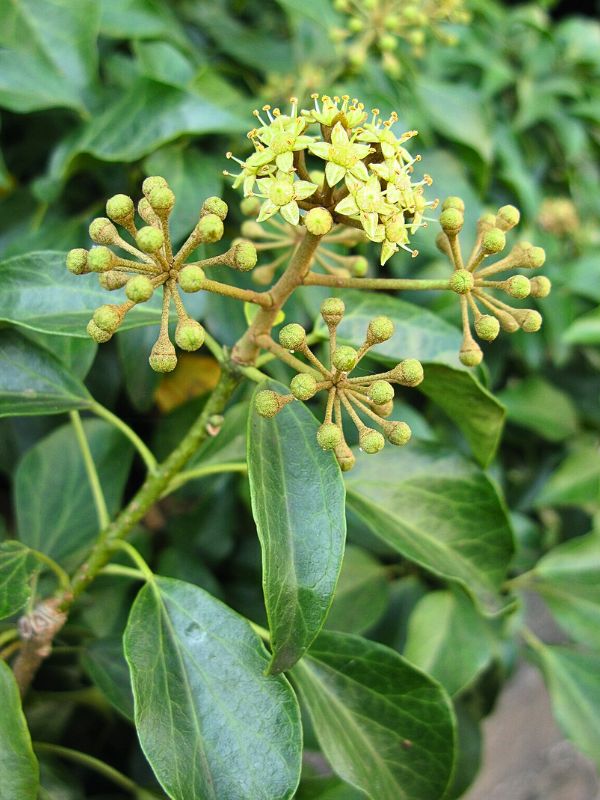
436, 198, 550, 367
66, 178, 257, 373
254, 297, 423, 470
537, 197, 580, 238
226, 95, 436, 266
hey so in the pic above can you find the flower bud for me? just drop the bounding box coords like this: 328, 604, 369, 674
255, 390, 284, 418
504, 275, 531, 299
149, 337, 177, 373
66, 248, 89, 275
202, 196, 228, 221
496, 205, 520, 231
305, 207, 333, 236
495, 309, 520, 333
377, 400, 394, 418
317, 423, 343, 450
529, 276, 552, 298
321, 297, 345, 327
449, 269, 474, 294
252, 265, 276, 285
459, 340, 483, 367
442, 197, 465, 213
88, 246, 115, 273
512, 243, 546, 269
351, 256, 368, 277
392, 358, 424, 387
279, 323, 306, 350
514, 309, 542, 333
368, 380, 394, 405
474, 314, 500, 341
439, 208, 464, 235
89, 217, 118, 245
106, 194, 134, 223
379, 33, 396, 52
332, 345, 358, 372
241, 221, 265, 239
241, 196, 261, 217
359, 428, 385, 454
86, 320, 112, 343
290, 373, 318, 400
477, 213, 497, 235
481, 228, 506, 254
367, 315, 394, 344
148, 187, 175, 215
99, 270, 129, 291
143, 176, 168, 196
136, 226, 164, 253
179, 265, 206, 293
232, 240, 257, 271
125, 275, 154, 303
138, 197, 160, 227
196, 214, 224, 244
175, 319, 205, 351
334, 441, 356, 472
386, 421, 411, 446
93, 304, 122, 333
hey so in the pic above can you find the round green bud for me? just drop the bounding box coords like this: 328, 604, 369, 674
379, 33, 396, 52
89, 217, 118, 245
241, 221, 264, 239
442, 196, 465, 212
439, 208, 464, 234
305, 207, 333, 237
335, 442, 356, 472
367, 315, 394, 344
175, 319, 205, 351
386, 421, 411, 446
505, 275, 531, 299
348, 16, 364, 32
279, 323, 306, 351
241, 196, 261, 217
496, 309, 520, 333
384, 13, 400, 29
149, 337, 177, 373
202, 196, 228, 221
232, 240, 257, 271
474, 314, 500, 341
125, 275, 154, 303
142, 176, 168, 196
477, 212, 497, 234
88, 246, 115, 273
359, 428, 385, 454
93, 304, 121, 333
392, 358, 424, 387
317, 423, 342, 450
496, 204, 520, 231
66, 248, 89, 274
321, 297, 345, 326
148, 187, 175, 214
517, 309, 543, 333
99, 270, 128, 291
351, 256, 368, 277
179, 265, 206, 293
138, 197, 160, 226
449, 269, 474, 294
526, 246, 546, 269
530, 276, 552, 298
377, 399, 394, 418
255, 390, 281, 418
408, 29, 425, 47
136, 226, 164, 253
106, 194, 134, 222
482, 228, 506, 254
459, 341, 483, 367
290, 373, 318, 401
332, 345, 358, 373
196, 214, 224, 244
369, 380, 394, 405
86, 319, 112, 343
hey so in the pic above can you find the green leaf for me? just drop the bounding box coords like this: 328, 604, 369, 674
296, 776, 366, 799
535, 443, 600, 508
99, 0, 188, 44
325, 546, 389, 635
345, 443, 514, 613
291, 630, 456, 800
564, 306, 600, 345
124, 576, 302, 800
534, 644, 600, 770
404, 589, 495, 695
248, 381, 346, 673
0, 0, 99, 113
0, 660, 39, 799
21, 330, 97, 380
0, 540, 35, 620
82, 636, 134, 720
0, 329, 92, 417
16, 419, 133, 566
498, 376, 578, 441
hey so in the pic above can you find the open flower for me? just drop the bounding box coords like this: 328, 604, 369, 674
335, 175, 395, 240
308, 122, 372, 186
254, 173, 319, 225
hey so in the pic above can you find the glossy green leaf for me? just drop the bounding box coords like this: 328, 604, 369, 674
22, 331, 97, 380
0, 329, 92, 417
99, 0, 188, 44
345, 443, 514, 613
564, 307, 600, 345
535, 444, 600, 508
0, 660, 39, 799
292, 630, 456, 800
325, 546, 389, 634
296, 776, 366, 799
498, 376, 578, 441
16, 419, 133, 565
82, 637, 134, 720
248, 381, 346, 673
0, 540, 35, 620
404, 589, 495, 695
124, 576, 302, 800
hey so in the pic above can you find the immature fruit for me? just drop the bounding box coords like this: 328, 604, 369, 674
459, 341, 483, 367
142, 176, 168, 196
513, 244, 545, 269
496, 309, 520, 333
93, 304, 121, 333
99, 271, 128, 291
179, 265, 206, 293
367, 316, 394, 343
232, 240, 257, 271
369, 380, 394, 405
202, 196, 228, 221
138, 197, 160, 226
66, 248, 89, 274
106, 194, 134, 222
392, 358, 424, 386
482, 228, 506, 254
474, 315, 500, 341
359, 428, 385, 454
125, 276, 154, 303
255, 390, 282, 418
86, 320, 112, 343
88, 246, 114, 273
387, 421, 411, 446
439, 208, 464, 234
321, 297, 345, 326
530, 276, 552, 298
442, 196, 465, 213
175, 319, 205, 351
317, 423, 342, 450
148, 187, 175, 214
449, 269, 474, 294
332, 346, 358, 372
351, 256, 368, 277
334, 441, 356, 472
136, 226, 164, 253
149, 338, 177, 373
305, 207, 333, 236
505, 275, 531, 299
290, 373, 318, 400
515, 309, 542, 333
196, 214, 224, 243
89, 217, 118, 245
496, 204, 520, 231
241, 196, 261, 216
279, 323, 306, 350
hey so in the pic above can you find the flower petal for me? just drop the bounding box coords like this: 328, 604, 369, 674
276, 152, 294, 172
257, 200, 279, 222
280, 201, 300, 226
308, 141, 331, 160
325, 162, 346, 187
331, 122, 350, 146
335, 195, 360, 217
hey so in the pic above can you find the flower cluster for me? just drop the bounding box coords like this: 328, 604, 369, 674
436, 198, 550, 366
537, 197, 580, 238
226, 95, 436, 266
331, 0, 470, 76
254, 297, 423, 471
65, 178, 257, 373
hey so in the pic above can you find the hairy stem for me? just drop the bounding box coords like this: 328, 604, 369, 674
302, 273, 451, 291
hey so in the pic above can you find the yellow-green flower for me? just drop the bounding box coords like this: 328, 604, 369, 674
254, 173, 319, 225
335, 175, 395, 239
308, 122, 372, 186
